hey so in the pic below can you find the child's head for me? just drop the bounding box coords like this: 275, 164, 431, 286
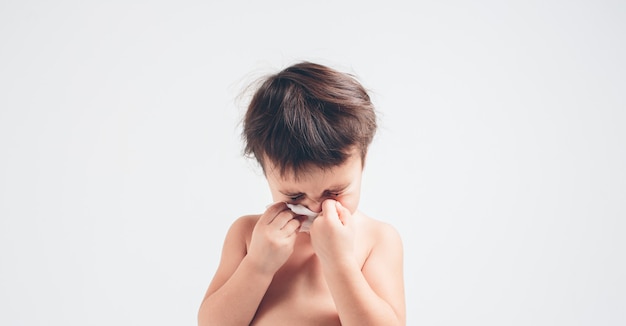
242, 61, 377, 178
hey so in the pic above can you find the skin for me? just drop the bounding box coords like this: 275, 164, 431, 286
198, 152, 405, 325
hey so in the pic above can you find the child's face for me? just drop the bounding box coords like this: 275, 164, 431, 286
265, 151, 363, 215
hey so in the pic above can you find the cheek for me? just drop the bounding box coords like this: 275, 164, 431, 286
337, 194, 360, 215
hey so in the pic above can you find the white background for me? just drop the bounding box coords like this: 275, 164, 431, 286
1, 1, 624, 325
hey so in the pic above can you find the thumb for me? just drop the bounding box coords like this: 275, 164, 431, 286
335, 201, 351, 225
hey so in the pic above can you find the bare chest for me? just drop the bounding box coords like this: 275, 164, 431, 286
251, 253, 341, 326
248, 219, 373, 326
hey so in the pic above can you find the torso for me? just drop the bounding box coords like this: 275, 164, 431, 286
248, 211, 374, 326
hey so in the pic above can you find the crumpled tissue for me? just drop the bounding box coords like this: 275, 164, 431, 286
286, 203, 319, 233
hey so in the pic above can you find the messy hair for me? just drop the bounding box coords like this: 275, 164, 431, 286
242, 61, 377, 177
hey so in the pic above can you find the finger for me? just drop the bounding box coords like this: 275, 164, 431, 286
335, 201, 351, 225
280, 218, 301, 234
271, 210, 297, 229
321, 199, 339, 220
259, 202, 288, 225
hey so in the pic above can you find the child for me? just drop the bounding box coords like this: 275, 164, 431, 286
198, 62, 405, 325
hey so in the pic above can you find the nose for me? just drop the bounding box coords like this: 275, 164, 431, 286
301, 198, 322, 214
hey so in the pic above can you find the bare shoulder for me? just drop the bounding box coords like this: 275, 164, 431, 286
230, 214, 260, 232
358, 212, 406, 322
227, 214, 261, 247
204, 214, 261, 297
357, 212, 403, 247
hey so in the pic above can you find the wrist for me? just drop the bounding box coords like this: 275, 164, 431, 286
320, 254, 359, 274
241, 255, 280, 277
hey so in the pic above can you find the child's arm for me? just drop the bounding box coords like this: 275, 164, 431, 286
198, 203, 300, 326
311, 200, 406, 326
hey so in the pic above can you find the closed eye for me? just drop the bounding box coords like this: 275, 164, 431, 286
325, 191, 341, 198
284, 190, 343, 202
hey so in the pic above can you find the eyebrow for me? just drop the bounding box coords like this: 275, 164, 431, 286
280, 183, 350, 197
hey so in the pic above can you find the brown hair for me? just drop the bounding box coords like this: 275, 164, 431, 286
242, 61, 377, 177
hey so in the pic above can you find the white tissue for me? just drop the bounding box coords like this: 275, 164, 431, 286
286, 203, 319, 233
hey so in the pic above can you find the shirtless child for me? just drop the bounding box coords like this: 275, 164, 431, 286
198, 62, 405, 325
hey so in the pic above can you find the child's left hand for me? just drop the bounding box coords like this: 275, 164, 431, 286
309, 200, 357, 268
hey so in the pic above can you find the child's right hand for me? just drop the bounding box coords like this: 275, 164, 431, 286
246, 202, 301, 274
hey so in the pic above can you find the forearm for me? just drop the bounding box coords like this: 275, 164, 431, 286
322, 259, 403, 326
198, 256, 274, 326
